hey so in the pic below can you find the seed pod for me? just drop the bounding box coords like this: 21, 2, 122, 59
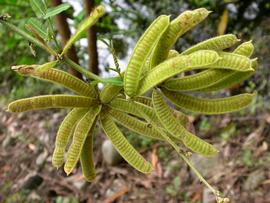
163, 41, 255, 92
109, 108, 165, 141
162, 88, 256, 115
7, 95, 97, 112
150, 8, 211, 67
64, 105, 101, 175
167, 50, 179, 59
52, 108, 88, 168
11, 66, 97, 98
181, 34, 240, 55
80, 118, 97, 182
133, 96, 153, 107
100, 85, 122, 103
233, 40, 254, 57
152, 90, 218, 156
62, 5, 105, 55
138, 50, 220, 95
100, 112, 153, 173
124, 15, 170, 97
35, 60, 58, 72
108, 98, 160, 123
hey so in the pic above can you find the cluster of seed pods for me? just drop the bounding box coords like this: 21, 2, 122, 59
6, 6, 257, 202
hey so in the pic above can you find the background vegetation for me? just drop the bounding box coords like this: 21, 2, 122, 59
0, 0, 269, 202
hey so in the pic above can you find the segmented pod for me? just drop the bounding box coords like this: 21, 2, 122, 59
133, 96, 153, 107
163, 41, 255, 92
163, 69, 229, 92
199, 42, 256, 91
162, 88, 256, 114
12, 66, 97, 98
233, 40, 254, 57
207, 52, 253, 71
100, 112, 153, 173
64, 105, 101, 175
8, 95, 97, 112
100, 85, 122, 103
152, 90, 218, 156
52, 108, 88, 168
150, 8, 210, 67
181, 34, 239, 55
124, 15, 170, 97
109, 108, 165, 141
61, 5, 105, 55
108, 98, 160, 123
80, 118, 97, 182
138, 50, 220, 95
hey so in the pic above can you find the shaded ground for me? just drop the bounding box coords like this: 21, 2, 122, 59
1, 108, 270, 203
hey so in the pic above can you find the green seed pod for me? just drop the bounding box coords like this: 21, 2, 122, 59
11, 66, 97, 98
100, 84, 122, 104
167, 50, 179, 59
100, 112, 153, 173
64, 105, 101, 175
133, 96, 153, 107
200, 42, 256, 92
109, 108, 165, 141
138, 50, 220, 95
152, 90, 218, 156
163, 41, 255, 92
108, 98, 160, 123
7, 95, 97, 112
61, 5, 105, 56
52, 108, 88, 168
124, 15, 170, 97
181, 34, 240, 55
150, 8, 211, 67
162, 88, 256, 115
233, 40, 254, 57
80, 118, 97, 182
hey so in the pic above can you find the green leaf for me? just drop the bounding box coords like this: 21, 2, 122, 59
26, 18, 48, 40
44, 3, 71, 19
30, 0, 47, 17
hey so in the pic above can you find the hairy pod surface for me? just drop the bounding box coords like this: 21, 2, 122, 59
164, 41, 255, 92
52, 108, 88, 168
150, 8, 210, 67
12, 66, 97, 98
181, 34, 239, 55
8, 95, 97, 112
64, 105, 101, 175
152, 90, 218, 156
62, 5, 105, 55
80, 118, 97, 182
138, 50, 220, 95
100, 85, 122, 103
109, 108, 165, 141
124, 15, 170, 97
162, 88, 256, 114
108, 98, 160, 123
100, 112, 153, 173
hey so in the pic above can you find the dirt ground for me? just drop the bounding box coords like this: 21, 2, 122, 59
1, 108, 270, 203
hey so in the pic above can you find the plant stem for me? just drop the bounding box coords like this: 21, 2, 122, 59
63, 57, 102, 81
133, 102, 219, 200
0, 20, 58, 57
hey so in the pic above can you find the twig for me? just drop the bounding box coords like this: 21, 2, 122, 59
102, 186, 129, 203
